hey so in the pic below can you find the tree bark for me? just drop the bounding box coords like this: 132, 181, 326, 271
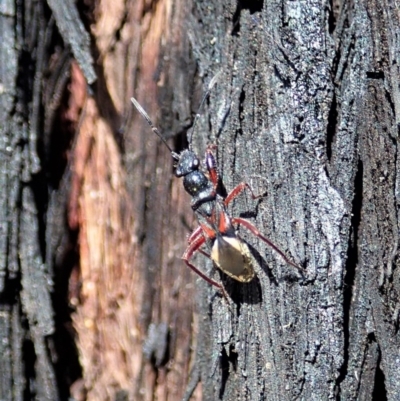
1, 0, 399, 400
177, 1, 400, 400
0, 0, 93, 399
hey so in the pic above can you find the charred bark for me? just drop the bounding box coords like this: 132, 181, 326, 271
0, 0, 94, 399
1, 0, 399, 400
185, 1, 400, 400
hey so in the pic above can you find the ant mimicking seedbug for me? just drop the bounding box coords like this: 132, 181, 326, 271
131, 73, 301, 295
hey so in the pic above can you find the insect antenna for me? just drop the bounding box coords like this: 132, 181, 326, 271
188, 71, 222, 150
131, 97, 179, 159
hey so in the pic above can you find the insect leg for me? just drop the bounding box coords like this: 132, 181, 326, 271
224, 182, 262, 206
188, 226, 211, 259
188, 226, 203, 244
232, 217, 303, 271
197, 248, 211, 259
182, 234, 226, 295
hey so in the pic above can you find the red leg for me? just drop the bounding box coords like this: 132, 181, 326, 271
188, 226, 203, 245
188, 227, 211, 258
198, 248, 211, 258
232, 217, 303, 271
224, 182, 263, 207
182, 234, 227, 296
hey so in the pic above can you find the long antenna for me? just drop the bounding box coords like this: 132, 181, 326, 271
131, 97, 178, 158
188, 71, 222, 149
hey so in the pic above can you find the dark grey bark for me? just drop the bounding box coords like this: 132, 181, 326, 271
178, 0, 399, 400
0, 0, 94, 399
1, 0, 399, 400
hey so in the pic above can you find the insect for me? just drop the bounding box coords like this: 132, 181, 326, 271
131, 73, 301, 293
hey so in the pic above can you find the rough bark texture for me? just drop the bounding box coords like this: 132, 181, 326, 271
0, 0, 399, 400
0, 1, 80, 400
